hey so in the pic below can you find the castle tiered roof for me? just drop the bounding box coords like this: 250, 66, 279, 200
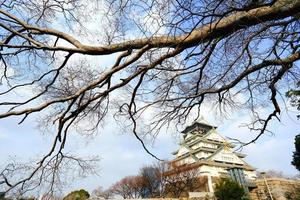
170, 119, 256, 177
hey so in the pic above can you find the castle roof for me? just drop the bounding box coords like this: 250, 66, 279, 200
181, 117, 217, 134
171, 118, 255, 175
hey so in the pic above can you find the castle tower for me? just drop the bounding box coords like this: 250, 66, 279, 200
170, 118, 256, 192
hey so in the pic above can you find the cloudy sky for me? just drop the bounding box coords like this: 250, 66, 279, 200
0, 1, 299, 196
0, 103, 299, 195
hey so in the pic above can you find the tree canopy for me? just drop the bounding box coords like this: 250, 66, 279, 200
287, 81, 300, 119
63, 189, 90, 200
0, 0, 300, 196
214, 179, 247, 200
287, 81, 300, 171
292, 134, 300, 171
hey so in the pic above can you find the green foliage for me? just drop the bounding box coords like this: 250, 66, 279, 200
287, 82, 300, 172
286, 81, 300, 119
292, 134, 300, 171
63, 189, 90, 200
18, 198, 35, 200
214, 179, 247, 200
0, 192, 5, 200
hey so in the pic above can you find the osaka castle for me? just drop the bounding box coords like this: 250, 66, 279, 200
169, 118, 256, 193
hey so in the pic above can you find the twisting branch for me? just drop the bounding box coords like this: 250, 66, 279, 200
0, 0, 300, 196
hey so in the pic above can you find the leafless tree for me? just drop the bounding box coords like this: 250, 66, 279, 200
109, 176, 147, 199
142, 161, 172, 198
139, 166, 161, 198
0, 155, 98, 198
163, 164, 206, 198
0, 0, 300, 196
138, 162, 171, 198
92, 186, 113, 199
256, 170, 292, 179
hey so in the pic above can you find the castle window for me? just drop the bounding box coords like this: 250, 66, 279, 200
221, 156, 234, 162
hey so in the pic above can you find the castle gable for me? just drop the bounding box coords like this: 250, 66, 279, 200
177, 146, 190, 157
170, 118, 256, 179
207, 148, 246, 165
204, 129, 226, 143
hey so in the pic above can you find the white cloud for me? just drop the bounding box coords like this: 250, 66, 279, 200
245, 137, 296, 174
1, 4, 299, 195
219, 108, 300, 175
51, 117, 176, 193
1, 99, 299, 195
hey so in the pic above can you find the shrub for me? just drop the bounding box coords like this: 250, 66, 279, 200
214, 179, 247, 200
63, 189, 90, 200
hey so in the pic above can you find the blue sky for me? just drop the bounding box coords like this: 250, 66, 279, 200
0, 104, 299, 195
0, 1, 299, 196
